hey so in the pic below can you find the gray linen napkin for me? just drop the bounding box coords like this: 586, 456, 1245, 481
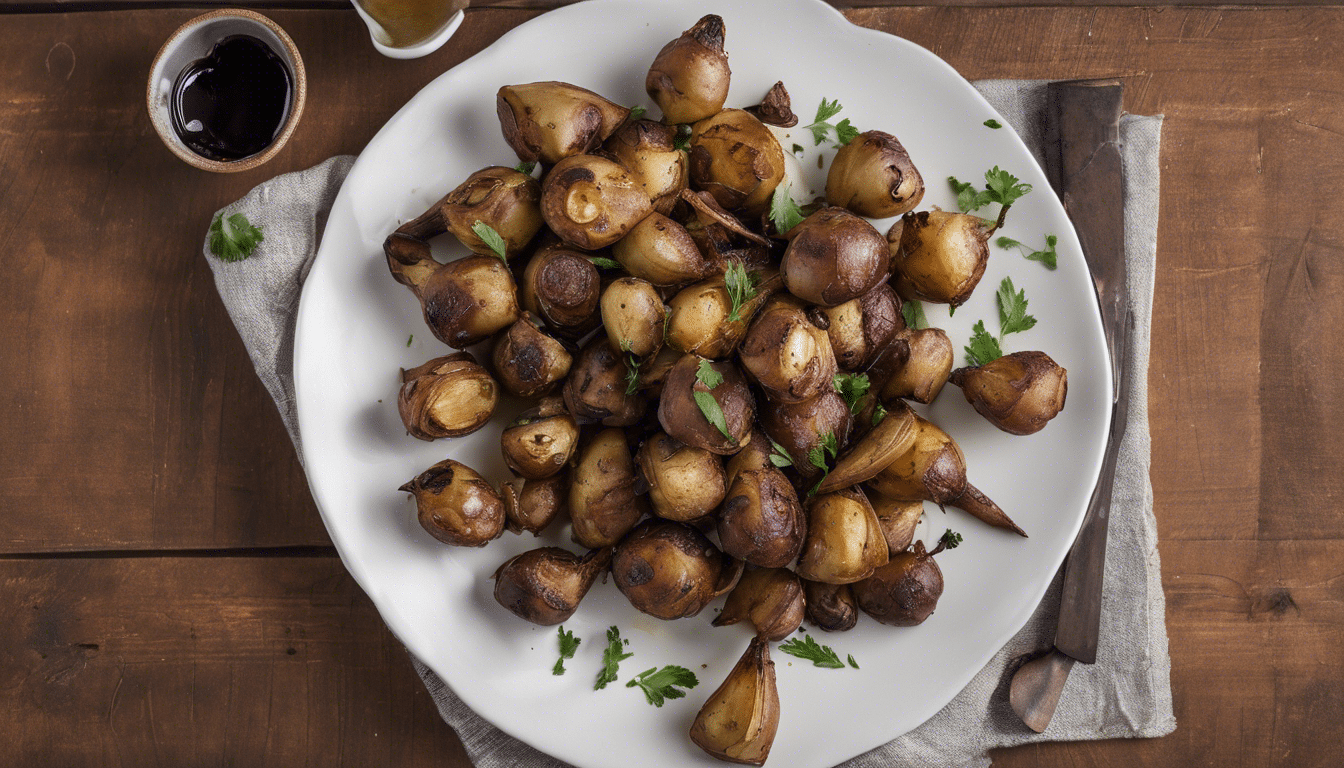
204, 80, 1173, 767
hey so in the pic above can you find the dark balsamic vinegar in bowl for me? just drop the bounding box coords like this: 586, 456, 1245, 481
171, 35, 293, 162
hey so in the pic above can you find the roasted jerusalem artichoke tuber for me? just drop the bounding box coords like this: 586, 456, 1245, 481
949, 350, 1068, 435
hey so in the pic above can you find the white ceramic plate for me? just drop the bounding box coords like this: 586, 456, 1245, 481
294, 1, 1110, 765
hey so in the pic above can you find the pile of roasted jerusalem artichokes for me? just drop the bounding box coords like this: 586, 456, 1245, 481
388, 14, 1067, 765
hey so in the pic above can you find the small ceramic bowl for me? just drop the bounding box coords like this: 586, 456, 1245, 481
147, 9, 307, 173
352, 4, 465, 60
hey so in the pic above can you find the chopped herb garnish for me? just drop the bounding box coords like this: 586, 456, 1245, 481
724, 260, 759, 323
848, 654, 860, 669
902, 299, 929, 330
406, 334, 413, 347
871, 401, 888, 427
589, 256, 623, 270
804, 98, 857, 146
625, 665, 698, 707
791, 143, 805, 156
696, 358, 725, 389
997, 234, 1058, 270
964, 276, 1037, 366
514, 161, 537, 175
833, 372, 870, 413
694, 391, 734, 444
947, 167, 1032, 231
621, 339, 641, 395
628, 105, 647, 121
807, 431, 839, 496
769, 181, 807, 235
983, 119, 1003, 129
767, 436, 795, 468
594, 626, 634, 690
208, 212, 264, 262
553, 626, 580, 675
779, 635, 845, 669
471, 220, 508, 261
940, 528, 964, 550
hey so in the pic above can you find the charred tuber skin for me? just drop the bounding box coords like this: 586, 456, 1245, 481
493, 546, 612, 625
401, 459, 505, 547
949, 350, 1067, 435
398, 352, 498, 440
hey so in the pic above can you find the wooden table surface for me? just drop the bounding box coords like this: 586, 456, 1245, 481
1, 1, 1341, 765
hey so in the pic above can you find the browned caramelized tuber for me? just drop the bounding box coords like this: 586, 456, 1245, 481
636, 432, 727, 522
950, 351, 1068, 435
493, 546, 612, 625
744, 81, 798, 128
853, 534, 956, 626
401, 459, 505, 547
492, 314, 572, 398
867, 413, 1027, 536
657, 354, 755, 455
398, 352, 498, 440
569, 428, 649, 548
613, 213, 710, 286
781, 207, 889, 308
878, 327, 954, 405
803, 580, 859, 632
598, 119, 689, 215
825, 131, 924, 218
396, 166, 543, 259
521, 243, 601, 339
738, 294, 837, 404
611, 519, 742, 620
796, 487, 889, 584
689, 637, 779, 766
563, 338, 647, 427
666, 270, 781, 359
500, 401, 579, 479
889, 209, 993, 307
646, 14, 731, 125
384, 233, 521, 348
502, 475, 567, 535
820, 283, 904, 372
601, 277, 667, 359
689, 109, 787, 218
814, 401, 917, 494
541, 155, 653, 250
496, 81, 628, 165
869, 493, 924, 557
718, 467, 806, 569
758, 388, 851, 477
713, 567, 805, 641
677, 189, 776, 272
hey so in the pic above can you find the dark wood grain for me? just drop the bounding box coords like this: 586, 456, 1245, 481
0, 4, 1341, 768
4, 0, 1344, 12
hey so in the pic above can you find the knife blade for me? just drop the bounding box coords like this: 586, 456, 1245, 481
1009, 79, 1131, 732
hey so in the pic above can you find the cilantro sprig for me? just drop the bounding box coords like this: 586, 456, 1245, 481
939, 528, 964, 550
471, 220, 508, 261
693, 359, 735, 444
902, 299, 929, 331
997, 234, 1058, 270
807, 431, 839, 496
983, 119, 1003, 129
724, 260, 760, 322
514, 161, 537, 175
779, 634, 847, 669
833, 373, 870, 413
947, 167, 1032, 232
964, 276, 1037, 366
626, 665, 698, 707
589, 256, 623, 270
767, 435, 795, 468
553, 626, 580, 676
769, 182, 807, 236
804, 98, 859, 147
594, 626, 634, 690
208, 212, 264, 262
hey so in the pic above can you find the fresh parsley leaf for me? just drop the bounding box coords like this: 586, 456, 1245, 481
553, 626, 581, 676
791, 143, 805, 156
984, 119, 1003, 129
406, 334, 413, 347
848, 654, 860, 669
208, 212, 264, 262
805, 97, 853, 146
997, 276, 1037, 336
625, 665, 698, 707
807, 431, 839, 496
902, 299, 929, 330
694, 391, 734, 444
696, 358, 724, 389
767, 436, 795, 468
834, 118, 859, 146
871, 402, 888, 427
594, 626, 634, 690
940, 528, 964, 550
724, 260, 759, 323
984, 167, 1032, 208
514, 161, 537, 175
628, 105, 647, 121
996, 236, 1022, 249
948, 304, 957, 317
673, 123, 693, 152
833, 372, 870, 413
997, 234, 1057, 270
623, 344, 642, 395
471, 220, 508, 261
948, 175, 992, 213
589, 256, 623, 269
964, 319, 1003, 367
779, 635, 845, 669
769, 182, 807, 235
